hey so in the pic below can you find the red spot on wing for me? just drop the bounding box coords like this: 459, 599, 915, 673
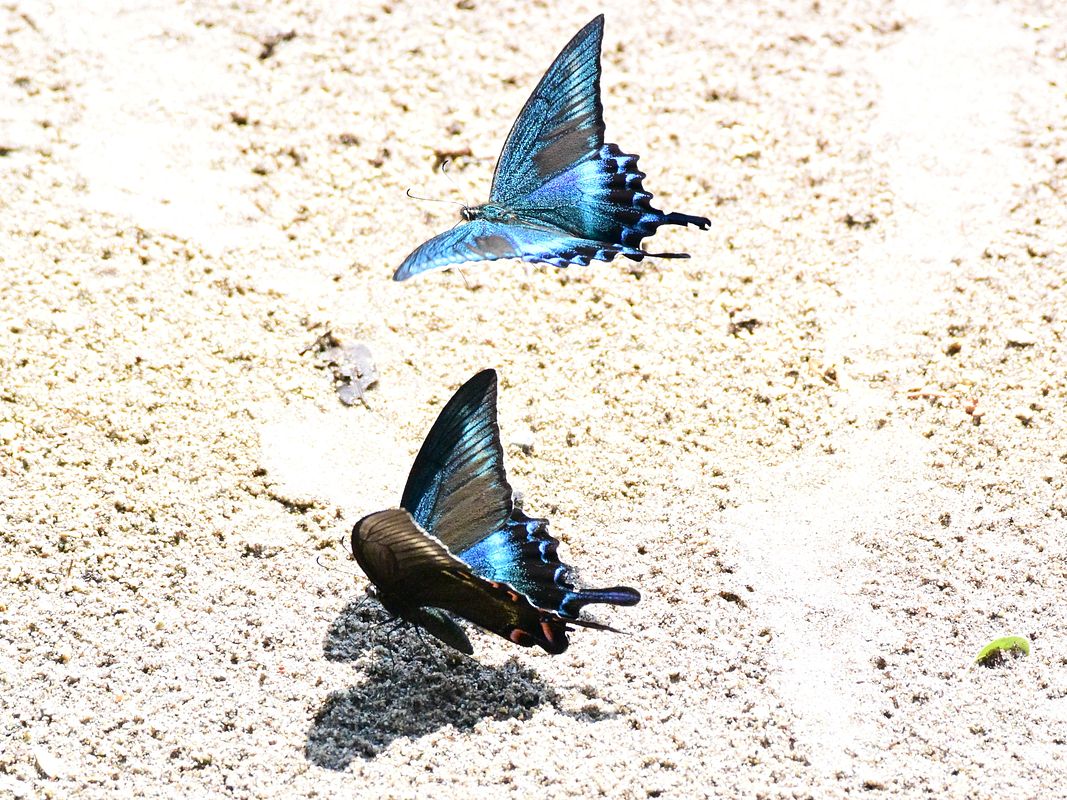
540, 618, 569, 655
487, 580, 524, 603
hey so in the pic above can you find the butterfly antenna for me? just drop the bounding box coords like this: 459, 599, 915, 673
349, 593, 373, 615
404, 187, 466, 208
440, 158, 477, 210
314, 553, 366, 580
439, 158, 460, 190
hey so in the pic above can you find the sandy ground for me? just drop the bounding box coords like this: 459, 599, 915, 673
2, 0, 1066, 797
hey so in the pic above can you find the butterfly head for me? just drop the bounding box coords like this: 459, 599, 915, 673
350, 513, 386, 590
460, 205, 479, 222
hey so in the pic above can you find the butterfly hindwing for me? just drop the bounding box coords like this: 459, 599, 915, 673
513, 143, 711, 253
351, 509, 574, 654
458, 509, 641, 618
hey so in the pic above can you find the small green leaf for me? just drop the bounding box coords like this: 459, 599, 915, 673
974, 636, 1031, 666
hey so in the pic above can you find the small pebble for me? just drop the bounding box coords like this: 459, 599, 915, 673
1005, 327, 1036, 347
0, 421, 18, 444
326, 341, 378, 404
33, 747, 68, 779
1022, 16, 1052, 31
191, 751, 214, 767
508, 428, 535, 454
1013, 407, 1034, 425
336, 384, 364, 406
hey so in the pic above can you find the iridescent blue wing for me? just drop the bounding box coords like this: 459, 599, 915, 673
393, 218, 645, 281
511, 143, 711, 255
488, 15, 606, 203
490, 16, 709, 251
400, 369, 511, 555
400, 369, 641, 622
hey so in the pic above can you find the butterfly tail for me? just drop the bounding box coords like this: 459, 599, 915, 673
559, 586, 642, 619
503, 511, 641, 621
614, 211, 710, 261
460, 510, 641, 625
661, 211, 713, 230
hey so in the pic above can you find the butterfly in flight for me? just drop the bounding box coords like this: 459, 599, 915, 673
350, 370, 640, 654
393, 15, 710, 281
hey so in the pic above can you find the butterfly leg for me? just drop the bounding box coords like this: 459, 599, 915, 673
454, 267, 474, 291
409, 624, 433, 653
380, 617, 407, 669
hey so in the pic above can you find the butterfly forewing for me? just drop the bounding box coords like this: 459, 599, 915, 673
489, 15, 606, 203
351, 509, 468, 602
400, 369, 514, 555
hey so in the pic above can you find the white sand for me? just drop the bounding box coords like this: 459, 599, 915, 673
2, 0, 1065, 797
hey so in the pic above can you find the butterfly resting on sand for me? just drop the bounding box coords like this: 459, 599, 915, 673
393, 15, 710, 281
350, 370, 640, 654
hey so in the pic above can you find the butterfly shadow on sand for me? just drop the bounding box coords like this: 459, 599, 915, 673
305, 597, 621, 769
